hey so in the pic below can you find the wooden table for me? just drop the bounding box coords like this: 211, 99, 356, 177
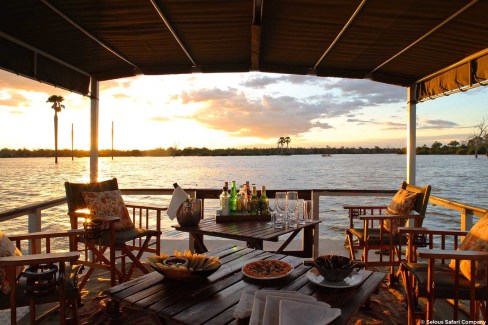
173, 219, 321, 258
105, 245, 385, 325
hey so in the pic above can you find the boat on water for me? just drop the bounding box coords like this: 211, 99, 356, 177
321, 153, 332, 157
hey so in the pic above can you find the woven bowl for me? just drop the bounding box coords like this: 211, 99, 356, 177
147, 255, 221, 280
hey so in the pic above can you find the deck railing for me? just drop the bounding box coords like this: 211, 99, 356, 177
1, 188, 485, 235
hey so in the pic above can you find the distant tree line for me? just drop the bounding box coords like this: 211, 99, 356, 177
1, 141, 486, 158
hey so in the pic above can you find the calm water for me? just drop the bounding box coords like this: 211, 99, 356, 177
0, 155, 487, 242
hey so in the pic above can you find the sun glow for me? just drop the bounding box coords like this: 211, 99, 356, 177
0, 70, 486, 151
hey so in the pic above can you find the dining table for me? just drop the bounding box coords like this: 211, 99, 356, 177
105, 244, 386, 325
173, 218, 321, 258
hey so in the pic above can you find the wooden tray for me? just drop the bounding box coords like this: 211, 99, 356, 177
215, 211, 271, 223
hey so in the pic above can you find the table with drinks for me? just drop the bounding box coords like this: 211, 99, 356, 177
173, 181, 321, 258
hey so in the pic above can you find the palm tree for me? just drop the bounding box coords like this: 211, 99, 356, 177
46, 95, 65, 164
277, 137, 285, 153
284, 137, 291, 150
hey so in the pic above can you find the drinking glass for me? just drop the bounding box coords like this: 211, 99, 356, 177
303, 200, 313, 223
274, 192, 287, 229
286, 191, 298, 227
267, 199, 276, 227
296, 199, 306, 225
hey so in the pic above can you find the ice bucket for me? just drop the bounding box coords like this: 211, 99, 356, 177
176, 199, 202, 227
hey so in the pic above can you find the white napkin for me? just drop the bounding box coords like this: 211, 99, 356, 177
249, 290, 314, 325
279, 300, 341, 325
262, 296, 328, 325
235, 289, 303, 320
167, 184, 189, 220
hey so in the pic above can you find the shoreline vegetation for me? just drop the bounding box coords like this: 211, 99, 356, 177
1, 141, 487, 158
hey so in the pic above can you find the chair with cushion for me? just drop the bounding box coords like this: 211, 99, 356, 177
400, 212, 488, 324
0, 230, 81, 325
344, 181, 431, 284
64, 178, 166, 288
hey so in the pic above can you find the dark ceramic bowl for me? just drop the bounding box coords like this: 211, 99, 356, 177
304, 255, 363, 282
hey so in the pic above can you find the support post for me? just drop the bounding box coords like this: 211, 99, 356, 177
28, 208, 42, 254
90, 78, 99, 183
311, 191, 320, 258
407, 86, 416, 185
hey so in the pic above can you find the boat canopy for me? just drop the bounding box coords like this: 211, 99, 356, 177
0, 0, 487, 101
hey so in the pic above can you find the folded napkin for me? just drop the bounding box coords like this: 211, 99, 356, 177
279, 300, 341, 325
249, 290, 315, 325
235, 289, 303, 320
262, 296, 329, 325
167, 183, 189, 220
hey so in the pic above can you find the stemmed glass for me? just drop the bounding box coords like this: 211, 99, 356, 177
286, 191, 298, 228
267, 198, 277, 227
274, 192, 287, 229
303, 200, 313, 223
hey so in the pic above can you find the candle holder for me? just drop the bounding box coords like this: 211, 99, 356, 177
76, 209, 102, 239
83, 218, 101, 239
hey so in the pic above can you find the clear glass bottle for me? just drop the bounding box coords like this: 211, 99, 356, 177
220, 185, 229, 215
260, 185, 269, 215
229, 181, 237, 214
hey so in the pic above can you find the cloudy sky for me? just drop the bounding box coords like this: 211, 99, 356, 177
0, 69, 486, 150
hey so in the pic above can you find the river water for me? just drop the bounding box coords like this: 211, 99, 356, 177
0, 155, 487, 242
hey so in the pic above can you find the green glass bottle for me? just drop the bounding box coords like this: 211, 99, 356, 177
250, 185, 259, 215
260, 185, 269, 215
230, 180, 238, 214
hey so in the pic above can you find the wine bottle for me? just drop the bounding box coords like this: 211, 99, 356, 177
230, 180, 237, 214
260, 185, 269, 215
250, 185, 259, 215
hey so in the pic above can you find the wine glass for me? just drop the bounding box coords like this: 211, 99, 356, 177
286, 191, 298, 228
267, 198, 276, 227
296, 199, 306, 225
303, 200, 313, 223
274, 192, 287, 229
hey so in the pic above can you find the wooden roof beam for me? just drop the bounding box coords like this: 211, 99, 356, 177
369, 0, 479, 77
312, 0, 368, 73
149, 0, 198, 69
251, 0, 263, 71
40, 0, 142, 75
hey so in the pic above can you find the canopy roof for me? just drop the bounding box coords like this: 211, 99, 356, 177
1, 0, 487, 101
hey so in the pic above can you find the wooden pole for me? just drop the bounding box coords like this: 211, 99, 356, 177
71, 123, 74, 161
112, 121, 114, 160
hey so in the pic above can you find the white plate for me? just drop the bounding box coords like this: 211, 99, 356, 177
306, 268, 364, 288
242, 260, 293, 280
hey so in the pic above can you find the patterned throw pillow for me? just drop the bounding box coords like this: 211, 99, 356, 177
383, 188, 417, 233
449, 212, 488, 286
82, 190, 134, 231
0, 231, 23, 294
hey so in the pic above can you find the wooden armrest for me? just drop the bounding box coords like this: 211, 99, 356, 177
92, 216, 120, 223
360, 213, 422, 221
125, 202, 168, 211
343, 205, 388, 210
399, 227, 468, 236
418, 248, 488, 260
7, 230, 80, 241
0, 252, 80, 267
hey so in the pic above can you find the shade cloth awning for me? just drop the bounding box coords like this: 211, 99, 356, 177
0, 0, 487, 101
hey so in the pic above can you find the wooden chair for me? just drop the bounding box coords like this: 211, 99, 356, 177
0, 230, 82, 325
344, 181, 431, 284
64, 178, 166, 288
400, 227, 488, 324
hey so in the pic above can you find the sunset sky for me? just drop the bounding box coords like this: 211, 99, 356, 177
0, 69, 487, 150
